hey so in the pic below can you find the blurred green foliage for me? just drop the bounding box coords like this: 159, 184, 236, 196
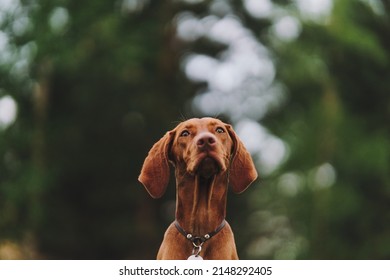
0, 0, 389, 259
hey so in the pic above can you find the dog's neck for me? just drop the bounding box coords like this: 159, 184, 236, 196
175, 169, 228, 236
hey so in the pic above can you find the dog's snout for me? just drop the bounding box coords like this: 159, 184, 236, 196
196, 133, 217, 149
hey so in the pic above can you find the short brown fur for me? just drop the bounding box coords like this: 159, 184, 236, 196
138, 117, 257, 259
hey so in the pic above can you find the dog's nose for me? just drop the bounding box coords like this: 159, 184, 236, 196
196, 132, 217, 149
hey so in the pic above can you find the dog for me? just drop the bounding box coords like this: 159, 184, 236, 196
138, 117, 257, 259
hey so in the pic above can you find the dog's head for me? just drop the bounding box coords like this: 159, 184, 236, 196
138, 117, 258, 198
171, 117, 233, 178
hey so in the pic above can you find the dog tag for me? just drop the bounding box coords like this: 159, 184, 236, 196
187, 255, 203, 260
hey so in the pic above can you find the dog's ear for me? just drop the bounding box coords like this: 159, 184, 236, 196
226, 125, 258, 193
138, 131, 174, 198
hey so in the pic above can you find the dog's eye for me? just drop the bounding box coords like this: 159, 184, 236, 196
216, 127, 225, 134
180, 130, 190, 137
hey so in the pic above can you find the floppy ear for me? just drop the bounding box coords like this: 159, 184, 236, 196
138, 131, 174, 198
226, 125, 258, 193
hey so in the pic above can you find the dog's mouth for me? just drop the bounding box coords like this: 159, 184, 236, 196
195, 156, 221, 178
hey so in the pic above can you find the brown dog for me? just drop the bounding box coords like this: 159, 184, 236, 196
138, 117, 257, 259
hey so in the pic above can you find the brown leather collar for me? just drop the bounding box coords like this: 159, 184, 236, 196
174, 219, 226, 246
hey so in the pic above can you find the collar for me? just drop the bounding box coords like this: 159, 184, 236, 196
174, 219, 226, 246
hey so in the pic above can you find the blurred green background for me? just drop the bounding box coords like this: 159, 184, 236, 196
0, 0, 389, 259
